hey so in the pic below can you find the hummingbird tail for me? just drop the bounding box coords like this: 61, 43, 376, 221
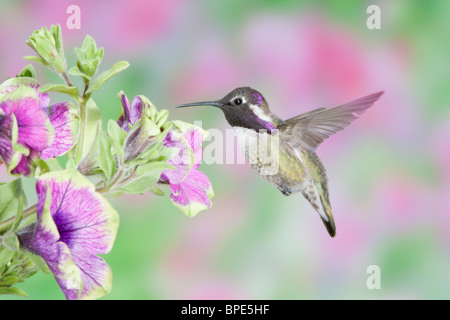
317, 182, 336, 237
303, 180, 336, 237
320, 206, 336, 238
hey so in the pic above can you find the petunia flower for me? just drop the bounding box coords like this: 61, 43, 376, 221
0, 77, 78, 175
40, 101, 78, 160
117, 92, 214, 216
19, 169, 119, 300
117, 91, 144, 133
0, 83, 53, 176
117, 91, 163, 163
160, 127, 214, 217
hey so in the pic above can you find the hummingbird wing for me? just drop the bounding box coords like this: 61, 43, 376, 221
280, 91, 384, 152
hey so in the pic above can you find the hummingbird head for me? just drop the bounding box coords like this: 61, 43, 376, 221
174, 87, 282, 132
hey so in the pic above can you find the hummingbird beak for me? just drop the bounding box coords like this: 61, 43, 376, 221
173, 101, 224, 109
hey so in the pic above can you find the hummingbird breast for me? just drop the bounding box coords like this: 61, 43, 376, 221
234, 127, 306, 195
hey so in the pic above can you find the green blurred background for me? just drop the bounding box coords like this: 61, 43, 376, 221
1, 0, 449, 299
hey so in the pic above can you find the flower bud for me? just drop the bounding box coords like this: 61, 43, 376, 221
26, 25, 67, 74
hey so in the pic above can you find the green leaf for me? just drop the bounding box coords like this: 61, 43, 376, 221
85, 61, 129, 95
72, 98, 102, 165
23, 55, 47, 66
98, 131, 117, 182
92, 57, 101, 71
0, 247, 41, 298
157, 146, 180, 163
81, 35, 97, 60
139, 141, 163, 161
141, 114, 163, 137
116, 174, 161, 195
0, 247, 14, 267
0, 179, 27, 222
52, 24, 64, 55
160, 122, 172, 140
16, 65, 36, 79
0, 275, 19, 286
107, 119, 126, 164
95, 47, 104, 60
66, 157, 75, 169
68, 66, 91, 82
155, 109, 169, 127
26, 25, 66, 74
122, 157, 148, 168
39, 84, 79, 98
149, 186, 165, 196
134, 161, 173, 176
9, 196, 23, 233
123, 140, 164, 167
42, 158, 62, 172
80, 61, 95, 77
102, 190, 124, 198
26, 253, 50, 274
0, 286, 28, 297
37, 159, 50, 175
107, 119, 126, 147
2, 233, 20, 252
136, 95, 158, 122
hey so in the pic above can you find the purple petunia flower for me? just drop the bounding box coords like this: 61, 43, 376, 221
117, 91, 214, 216
0, 77, 78, 175
0, 84, 53, 175
160, 128, 214, 217
117, 92, 144, 133
20, 169, 119, 300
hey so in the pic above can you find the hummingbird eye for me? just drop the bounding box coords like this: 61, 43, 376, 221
232, 98, 243, 106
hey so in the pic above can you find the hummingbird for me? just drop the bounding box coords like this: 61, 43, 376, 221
174, 87, 383, 237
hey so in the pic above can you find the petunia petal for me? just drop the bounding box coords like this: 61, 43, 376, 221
169, 167, 214, 217
117, 91, 131, 132
160, 126, 214, 216
24, 169, 119, 299
21, 187, 83, 299
0, 86, 53, 152
161, 130, 194, 184
0, 77, 50, 110
117, 93, 146, 134
0, 131, 21, 173
183, 129, 205, 169
130, 96, 144, 126
10, 149, 40, 176
69, 252, 113, 300
0, 85, 53, 175
41, 102, 79, 159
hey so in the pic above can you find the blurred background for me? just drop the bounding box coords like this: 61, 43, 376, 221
1, 0, 449, 299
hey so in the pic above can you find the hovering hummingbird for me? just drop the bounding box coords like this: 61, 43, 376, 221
174, 87, 383, 237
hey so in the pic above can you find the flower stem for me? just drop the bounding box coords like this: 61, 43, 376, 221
113, 168, 137, 189
96, 170, 124, 194
62, 71, 74, 87
0, 204, 37, 233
